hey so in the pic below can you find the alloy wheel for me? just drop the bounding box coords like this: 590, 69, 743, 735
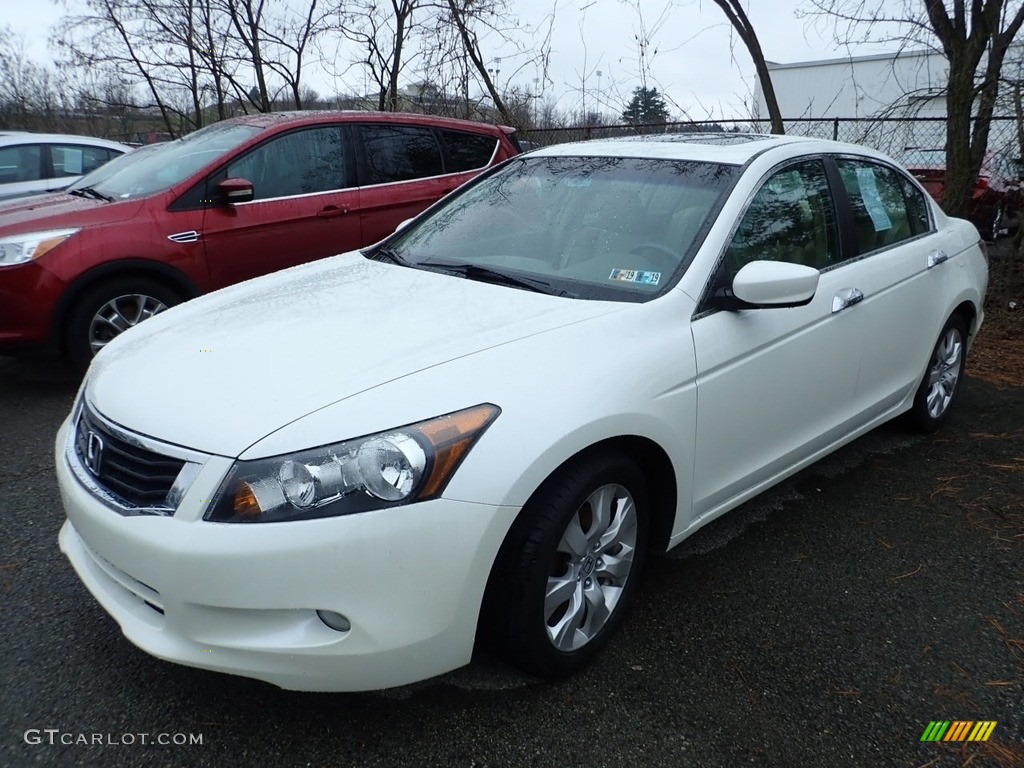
88, 294, 168, 354
545, 483, 638, 652
925, 326, 963, 419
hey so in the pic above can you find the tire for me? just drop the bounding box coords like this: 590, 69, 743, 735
485, 451, 649, 678
65, 277, 181, 369
909, 315, 968, 432
989, 204, 1006, 241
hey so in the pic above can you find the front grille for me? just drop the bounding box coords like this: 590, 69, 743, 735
74, 406, 185, 508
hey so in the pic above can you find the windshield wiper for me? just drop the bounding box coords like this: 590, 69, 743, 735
367, 245, 410, 266
68, 186, 113, 202
418, 259, 556, 294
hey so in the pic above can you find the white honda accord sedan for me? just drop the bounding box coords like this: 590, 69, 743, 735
57, 133, 987, 691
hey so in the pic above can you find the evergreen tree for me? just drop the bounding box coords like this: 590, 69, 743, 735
621, 87, 670, 125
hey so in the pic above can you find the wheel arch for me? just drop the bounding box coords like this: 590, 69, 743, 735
510, 435, 678, 555
475, 433, 678, 656
52, 259, 201, 351
951, 299, 979, 345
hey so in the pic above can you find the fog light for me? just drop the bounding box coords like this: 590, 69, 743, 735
317, 610, 351, 632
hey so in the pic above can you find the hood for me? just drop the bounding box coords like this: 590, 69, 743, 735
0, 192, 142, 232
87, 253, 622, 456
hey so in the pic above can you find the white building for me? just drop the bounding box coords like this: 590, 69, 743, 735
754, 48, 948, 120
752, 46, 1021, 155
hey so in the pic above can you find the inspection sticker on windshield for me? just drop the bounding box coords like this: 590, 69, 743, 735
609, 269, 661, 285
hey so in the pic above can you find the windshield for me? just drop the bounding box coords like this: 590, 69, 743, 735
68, 143, 164, 191
90, 123, 262, 200
388, 155, 738, 300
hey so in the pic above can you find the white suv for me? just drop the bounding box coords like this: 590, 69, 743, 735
0, 132, 130, 202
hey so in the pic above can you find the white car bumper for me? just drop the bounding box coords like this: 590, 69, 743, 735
55, 423, 519, 691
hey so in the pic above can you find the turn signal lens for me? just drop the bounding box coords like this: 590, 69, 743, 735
232, 483, 261, 519
418, 405, 500, 497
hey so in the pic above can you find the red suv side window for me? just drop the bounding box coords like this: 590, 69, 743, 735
362, 125, 444, 185
440, 130, 498, 173
226, 127, 346, 200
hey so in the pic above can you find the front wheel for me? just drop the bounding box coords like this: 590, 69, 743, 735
65, 277, 181, 369
909, 315, 968, 432
486, 452, 649, 678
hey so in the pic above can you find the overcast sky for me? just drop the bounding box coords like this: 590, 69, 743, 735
6, 0, 891, 120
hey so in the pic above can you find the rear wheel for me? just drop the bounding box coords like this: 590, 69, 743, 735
909, 315, 968, 432
989, 204, 1006, 240
485, 452, 649, 678
65, 277, 180, 369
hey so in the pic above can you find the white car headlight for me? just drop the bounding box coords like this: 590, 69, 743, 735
0, 228, 80, 267
205, 404, 500, 523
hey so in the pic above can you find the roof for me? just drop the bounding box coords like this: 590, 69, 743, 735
223, 110, 512, 134
529, 132, 899, 166
0, 133, 131, 149
765, 47, 940, 72
766, 39, 1024, 72
531, 133, 821, 165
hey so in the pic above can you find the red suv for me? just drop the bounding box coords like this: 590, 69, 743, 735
900, 147, 1023, 240
0, 112, 519, 365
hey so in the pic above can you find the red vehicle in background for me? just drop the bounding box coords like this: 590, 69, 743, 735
0, 112, 519, 366
901, 147, 1023, 241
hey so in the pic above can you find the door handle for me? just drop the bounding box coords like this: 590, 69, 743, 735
832, 288, 864, 313
317, 206, 348, 218
927, 249, 948, 268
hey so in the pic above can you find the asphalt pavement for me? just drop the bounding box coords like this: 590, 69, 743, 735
0, 355, 1021, 768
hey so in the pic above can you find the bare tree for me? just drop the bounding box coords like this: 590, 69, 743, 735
344, 0, 421, 110
805, 1, 1024, 218
0, 29, 66, 130
708, 0, 784, 134
441, 0, 514, 122
53, 0, 180, 134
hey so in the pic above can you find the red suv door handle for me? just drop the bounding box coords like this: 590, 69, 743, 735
317, 206, 349, 218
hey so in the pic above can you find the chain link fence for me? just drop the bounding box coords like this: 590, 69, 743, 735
520, 116, 1023, 160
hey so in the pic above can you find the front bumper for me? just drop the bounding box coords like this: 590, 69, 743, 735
55, 421, 519, 691
0, 261, 65, 352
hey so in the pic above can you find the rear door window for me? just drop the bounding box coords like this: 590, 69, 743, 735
835, 159, 924, 254
360, 125, 444, 185
50, 145, 117, 178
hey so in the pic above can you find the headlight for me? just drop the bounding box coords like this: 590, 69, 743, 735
205, 404, 500, 523
0, 228, 80, 267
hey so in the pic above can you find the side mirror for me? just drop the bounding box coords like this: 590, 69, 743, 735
716, 260, 820, 310
393, 217, 414, 234
216, 177, 254, 205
